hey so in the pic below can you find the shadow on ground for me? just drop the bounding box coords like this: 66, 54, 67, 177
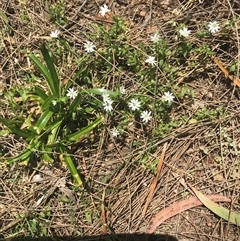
1, 234, 178, 241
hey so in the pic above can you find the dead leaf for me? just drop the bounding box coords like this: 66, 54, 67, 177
188, 183, 240, 226
146, 195, 231, 233
213, 172, 224, 181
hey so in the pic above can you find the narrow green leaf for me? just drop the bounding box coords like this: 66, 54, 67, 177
65, 116, 103, 142
189, 184, 240, 226
47, 119, 62, 144
43, 119, 63, 149
41, 45, 60, 97
3, 91, 21, 110
35, 86, 48, 101
42, 146, 54, 162
45, 142, 64, 149
68, 93, 81, 113
0, 117, 36, 139
29, 54, 53, 92
84, 88, 118, 98
35, 110, 53, 133
41, 95, 57, 110
8, 148, 32, 164
60, 148, 82, 186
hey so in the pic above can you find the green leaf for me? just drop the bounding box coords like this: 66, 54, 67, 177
35, 86, 48, 101
68, 93, 81, 113
229, 64, 237, 73
0, 117, 36, 139
60, 148, 82, 186
41, 45, 60, 97
29, 46, 60, 97
41, 95, 57, 110
35, 110, 53, 133
8, 139, 40, 164
65, 116, 103, 142
29, 53, 52, 92
3, 91, 21, 111
42, 145, 54, 162
84, 88, 118, 98
8, 148, 32, 164
190, 184, 240, 226
0, 129, 9, 137
47, 119, 62, 144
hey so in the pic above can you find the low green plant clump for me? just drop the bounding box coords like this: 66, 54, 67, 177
0, 4, 237, 185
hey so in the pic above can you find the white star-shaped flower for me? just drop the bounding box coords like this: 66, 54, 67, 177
145, 56, 157, 66
179, 27, 191, 37
150, 32, 160, 43
52, 100, 57, 106
162, 91, 175, 103
111, 127, 120, 137
102, 93, 113, 112
208, 21, 220, 34
50, 30, 60, 38
140, 110, 152, 123
84, 41, 96, 53
128, 98, 141, 111
103, 101, 113, 112
99, 4, 111, 17
102, 93, 112, 103
66, 88, 78, 99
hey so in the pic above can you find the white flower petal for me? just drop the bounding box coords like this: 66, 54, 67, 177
140, 110, 152, 123
103, 101, 113, 112
128, 98, 141, 111
66, 88, 78, 99
52, 100, 57, 106
111, 127, 120, 137
208, 21, 220, 33
84, 41, 96, 53
99, 4, 111, 17
145, 56, 157, 66
50, 30, 60, 38
150, 32, 160, 43
162, 91, 175, 103
102, 93, 113, 104
179, 27, 191, 37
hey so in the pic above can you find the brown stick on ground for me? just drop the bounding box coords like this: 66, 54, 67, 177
132, 143, 168, 233
142, 142, 168, 218
210, 55, 240, 88
101, 189, 107, 234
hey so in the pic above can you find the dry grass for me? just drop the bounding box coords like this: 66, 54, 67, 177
0, 0, 240, 240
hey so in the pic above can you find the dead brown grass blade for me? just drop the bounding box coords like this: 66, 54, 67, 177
101, 189, 107, 234
141, 142, 168, 218
132, 143, 168, 233
146, 195, 231, 234
210, 55, 240, 88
